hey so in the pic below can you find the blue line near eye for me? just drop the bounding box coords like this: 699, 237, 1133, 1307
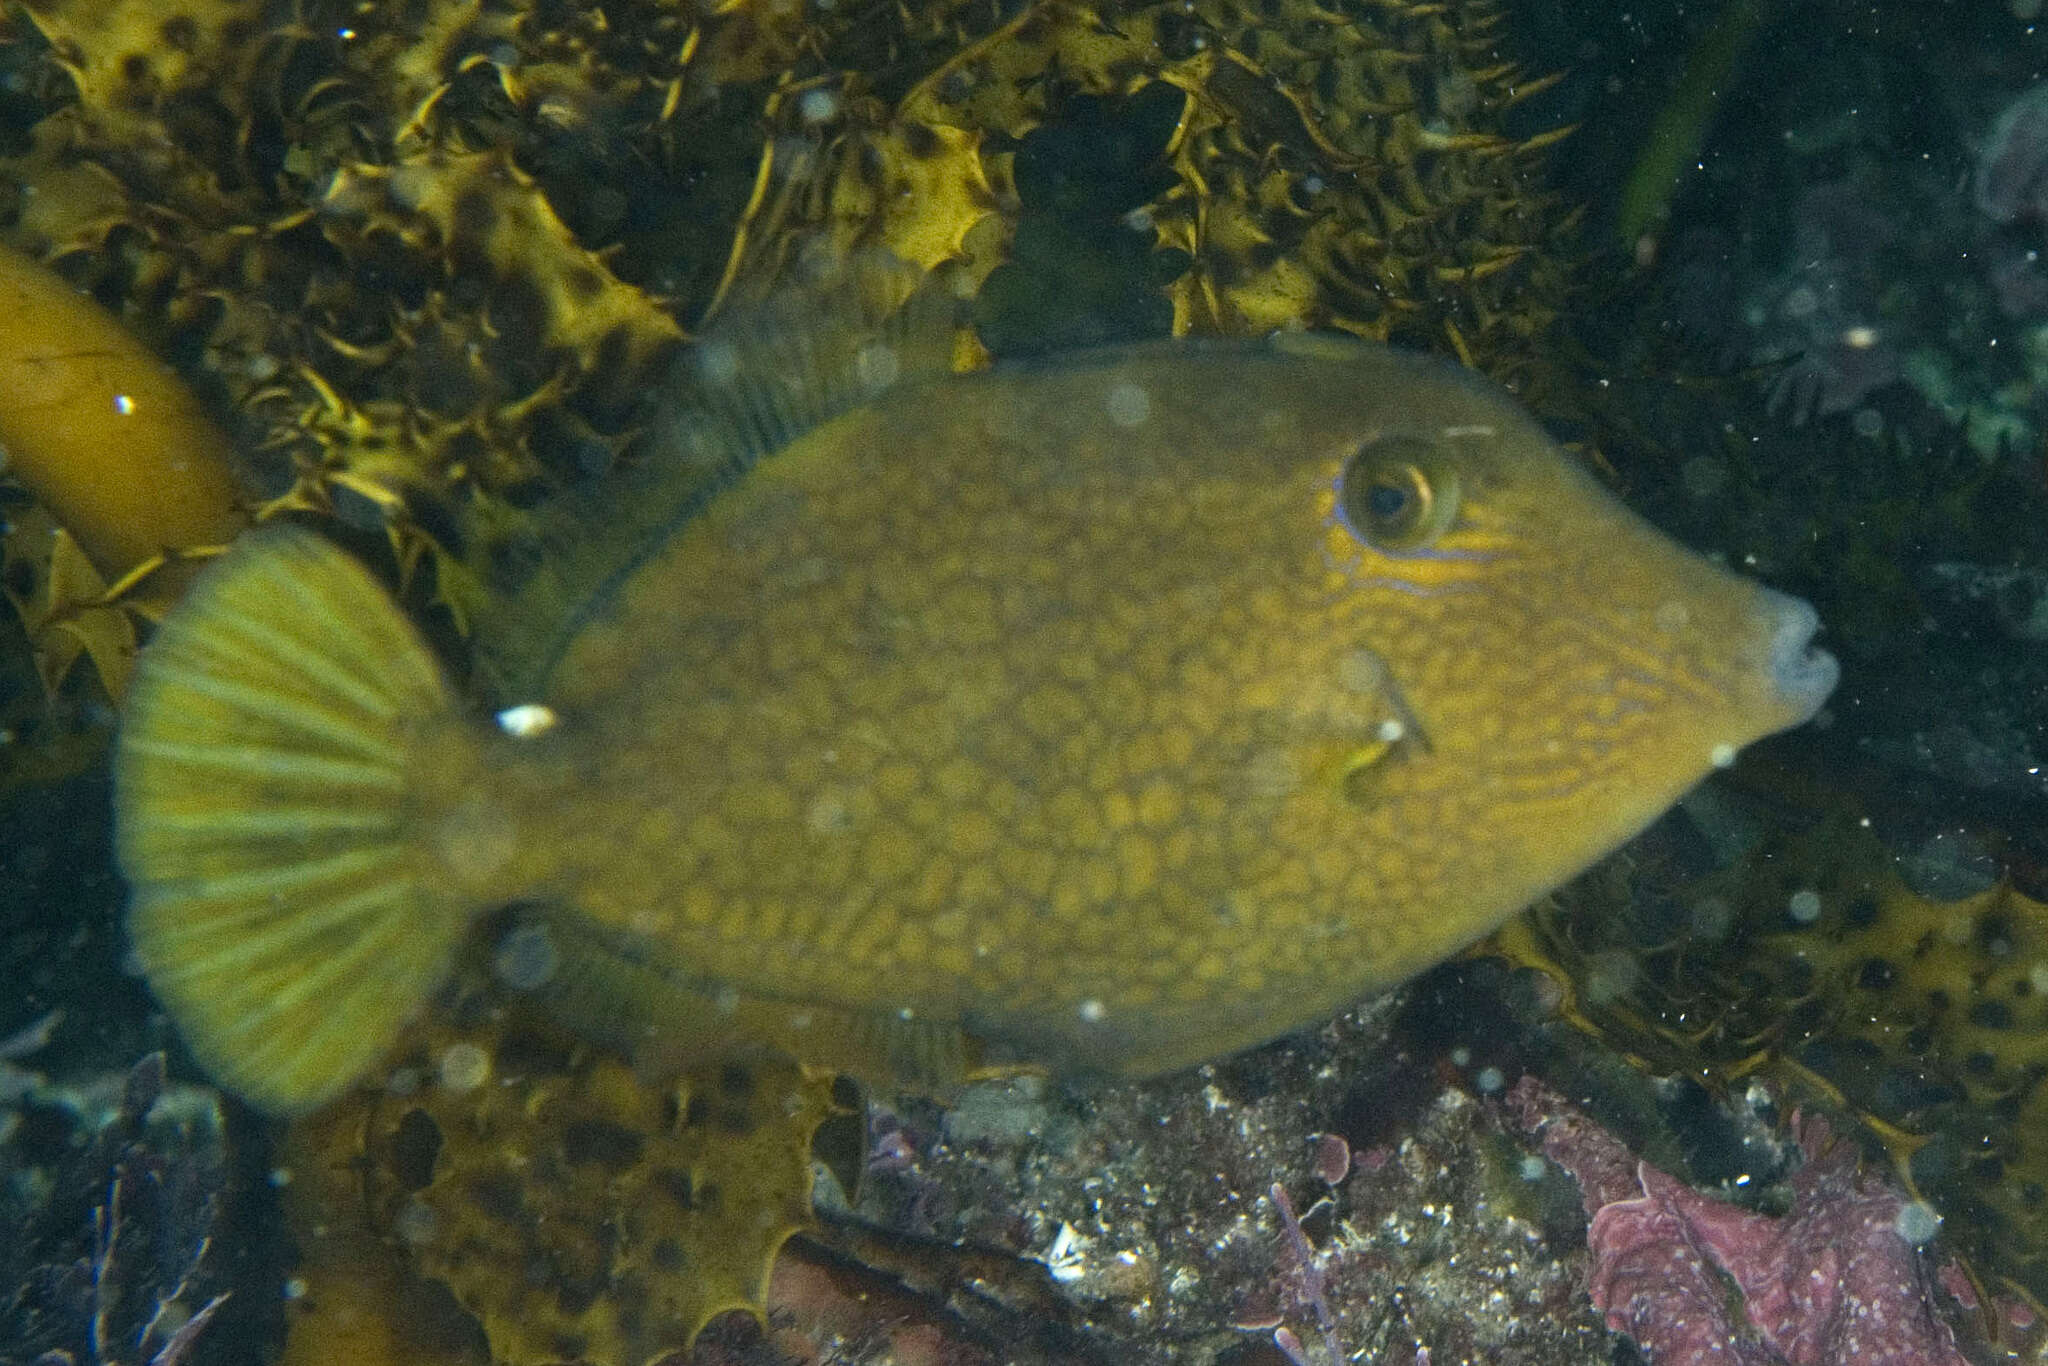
1394, 545, 1497, 564
1331, 466, 1362, 544
1350, 575, 1460, 599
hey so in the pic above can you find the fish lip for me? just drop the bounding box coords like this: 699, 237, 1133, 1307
1757, 588, 1840, 723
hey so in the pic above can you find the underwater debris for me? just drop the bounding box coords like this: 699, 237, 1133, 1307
1976, 82, 2048, 325
0, 1053, 240, 1366
1510, 1076, 1970, 1366
842, 996, 1610, 1364
1265, 1181, 1347, 1366
1614, 0, 1773, 261
1745, 180, 1906, 425
1975, 82, 2048, 228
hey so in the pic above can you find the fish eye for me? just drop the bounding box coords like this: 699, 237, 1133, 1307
1338, 437, 1460, 552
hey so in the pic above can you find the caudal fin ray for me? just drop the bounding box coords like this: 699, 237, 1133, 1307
144, 664, 412, 754
138, 802, 400, 842
127, 836, 406, 909
123, 735, 407, 799
137, 859, 415, 977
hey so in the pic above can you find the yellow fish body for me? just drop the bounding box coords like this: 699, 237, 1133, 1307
114, 306, 1838, 1114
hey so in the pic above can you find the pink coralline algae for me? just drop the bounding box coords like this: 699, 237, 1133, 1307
1507, 1077, 1972, 1366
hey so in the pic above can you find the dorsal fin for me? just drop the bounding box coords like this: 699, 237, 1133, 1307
455, 254, 967, 701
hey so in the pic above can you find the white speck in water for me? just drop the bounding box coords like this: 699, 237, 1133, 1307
1710, 742, 1737, 769
1894, 1200, 1942, 1245
268, 1167, 294, 1188
1690, 896, 1734, 941
807, 792, 852, 834
1583, 949, 1642, 1007
496, 702, 558, 737
395, 1197, 440, 1245
1243, 747, 1300, 798
112, 393, 135, 416
494, 922, 559, 990
798, 86, 840, 124
1337, 647, 1386, 694
1375, 718, 1405, 743
435, 795, 517, 889
1519, 1155, 1548, 1181
1449, 1046, 1472, 1067
283, 1278, 309, 1301
1474, 1066, 1505, 1095
438, 1042, 490, 1092
1078, 998, 1106, 1023
1105, 381, 1151, 428
1787, 889, 1823, 924
698, 340, 740, 386
2030, 962, 2048, 997
855, 342, 900, 391
1842, 324, 1879, 350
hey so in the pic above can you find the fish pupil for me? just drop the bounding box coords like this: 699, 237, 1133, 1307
1367, 481, 1410, 522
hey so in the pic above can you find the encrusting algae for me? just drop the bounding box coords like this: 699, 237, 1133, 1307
114, 258, 1842, 1128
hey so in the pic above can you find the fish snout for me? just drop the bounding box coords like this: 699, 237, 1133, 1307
1750, 587, 1840, 725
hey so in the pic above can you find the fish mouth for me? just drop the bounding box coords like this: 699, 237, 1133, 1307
1754, 588, 1840, 724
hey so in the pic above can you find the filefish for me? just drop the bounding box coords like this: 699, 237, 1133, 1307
113, 281, 1839, 1115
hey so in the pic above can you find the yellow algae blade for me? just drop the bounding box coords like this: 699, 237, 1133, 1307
280, 990, 841, 1365
0, 239, 246, 595
115, 525, 465, 1114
